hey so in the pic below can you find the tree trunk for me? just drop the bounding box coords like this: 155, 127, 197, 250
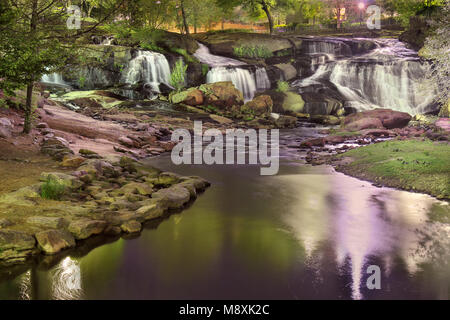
221, 19, 224, 30
180, 0, 189, 35
261, 1, 274, 35
24, 0, 38, 134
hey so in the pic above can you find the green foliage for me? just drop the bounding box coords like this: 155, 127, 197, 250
100, 21, 133, 43
233, 45, 273, 59
202, 64, 210, 77
276, 80, 289, 92
40, 177, 66, 200
170, 59, 188, 92
131, 27, 165, 52
79, 76, 86, 89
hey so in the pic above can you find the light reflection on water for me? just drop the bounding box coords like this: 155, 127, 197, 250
0, 149, 448, 299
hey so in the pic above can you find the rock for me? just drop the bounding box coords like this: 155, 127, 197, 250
136, 202, 166, 221
300, 138, 325, 148
0, 230, 36, 263
171, 88, 204, 106
0, 219, 14, 228
68, 219, 107, 240
325, 135, 348, 144
36, 122, 49, 129
120, 220, 142, 234
79, 149, 102, 159
310, 115, 341, 126
0, 185, 41, 206
61, 155, 86, 168
104, 225, 122, 236
438, 100, 449, 118
26, 216, 69, 229
343, 109, 412, 130
180, 176, 210, 191
40, 172, 83, 190
41, 137, 74, 161
199, 82, 244, 109
274, 63, 297, 80
152, 185, 191, 209
345, 118, 384, 131
0, 126, 11, 139
359, 129, 394, 137
119, 136, 137, 148
35, 230, 75, 255
274, 115, 297, 128
113, 182, 153, 197
0, 117, 13, 128
435, 118, 450, 132
210, 114, 233, 124
242, 95, 273, 117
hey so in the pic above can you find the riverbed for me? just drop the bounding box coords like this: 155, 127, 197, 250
0, 127, 448, 300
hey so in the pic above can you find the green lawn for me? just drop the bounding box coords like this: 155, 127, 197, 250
335, 139, 450, 199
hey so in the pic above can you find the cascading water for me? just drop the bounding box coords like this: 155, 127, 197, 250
206, 67, 257, 101
194, 42, 271, 101
293, 38, 436, 115
41, 73, 68, 86
123, 51, 171, 93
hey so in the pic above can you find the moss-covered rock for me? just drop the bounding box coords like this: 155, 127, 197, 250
68, 219, 107, 240
0, 230, 36, 263
35, 230, 75, 255
152, 185, 191, 209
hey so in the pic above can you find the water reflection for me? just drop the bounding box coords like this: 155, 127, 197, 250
278, 167, 450, 300
51, 257, 83, 300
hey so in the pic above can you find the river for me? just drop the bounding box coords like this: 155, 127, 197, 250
0, 126, 448, 300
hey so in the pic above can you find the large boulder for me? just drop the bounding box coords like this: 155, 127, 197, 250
135, 199, 167, 221
242, 95, 273, 117
343, 109, 412, 130
198, 82, 244, 109
68, 219, 107, 240
274, 63, 297, 80
35, 230, 75, 255
152, 185, 191, 209
171, 88, 204, 106
0, 230, 36, 263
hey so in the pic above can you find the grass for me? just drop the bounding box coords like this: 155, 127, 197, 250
40, 177, 66, 200
334, 139, 450, 199
233, 45, 273, 59
169, 59, 188, 92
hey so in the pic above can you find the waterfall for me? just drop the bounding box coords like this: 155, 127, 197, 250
293, 38, 436, 115
207, 67, 257, 101
256, 67, 271, 91
41, 73, 68, 86
195, 42, 271, 101
123, 51, 171, 92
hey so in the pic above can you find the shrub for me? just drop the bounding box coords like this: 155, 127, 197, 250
170, 59, 188, 92
233, 45, 273, 59
132, 27, 164, 52
276, 80, 289, 93
40, 177, 66, 200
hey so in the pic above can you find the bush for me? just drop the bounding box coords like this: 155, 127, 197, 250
233, 45, 273, 59
276, 80, 289, 93
170, 59, 188, 92
40, 177, 66, 200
